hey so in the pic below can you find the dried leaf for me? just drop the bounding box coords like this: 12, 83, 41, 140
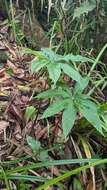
0, 120, 9, 132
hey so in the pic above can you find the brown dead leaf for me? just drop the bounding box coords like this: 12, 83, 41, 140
6, 60, 17, 71
0, 68, 5, 77
4, 42, 17, 60
0, 72, 10, 83
35, 127, 48, 140
14, 68, 25, 78
49, 166, 61, 176
0, 120, 9, 132
11, 104, 23, 120
86, 180, 94, 190
14, 122, 22, 141
6, 60, 25, 78
0, 24, 9, 34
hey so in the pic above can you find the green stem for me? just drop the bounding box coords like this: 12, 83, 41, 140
88, 43, 107, 77
0, 166, 11, 190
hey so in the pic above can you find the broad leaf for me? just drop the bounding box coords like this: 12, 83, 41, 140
61, 63, 87, 91
74, 77, 89, 94
62, 54, 94, 63
79, 99, 103, 134
73, 0, 96, 19
31, 59, 47, 73
62, 102, 77, 138
47, 63, 61, 84
60, 63, 81, 84
25, 106, 36, 121
27, 136, 41, 153
23, 48, 47, 59
39, 150, 49, 161
41, 48, 59, 61
99, 102, 107, 112
73, 178, 84, 190
42, 99, 69, 118
36, 88, 69, 99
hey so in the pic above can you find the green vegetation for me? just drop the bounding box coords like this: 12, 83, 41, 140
0, 0, 107, 189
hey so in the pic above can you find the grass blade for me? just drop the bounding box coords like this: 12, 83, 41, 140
36, 159, 107, 190
6, 159, 99, 175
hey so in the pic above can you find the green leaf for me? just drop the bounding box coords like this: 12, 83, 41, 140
60, 63, 81, 84
79, 99, 103, 134
41, 48, 59, 61
36, 159, 107, 190
8, 174, 46, 182
62, 54, 94, 63
6, 68, 14, 76
73, 0, 96, 19
31, 59, 47, 73
42, 99, 69, 119
73, 178, 83, 190
0, 166, 11, 190
60, 63, 87, 89
39, 150, 49, 161
27, 136, 41, 153
23, 48, 46, 59
99, 102, 107, 112
47, 63, 61, 84
36, 88, 69, 99
6, 159, 99, 174
25, 106, 36, 120
62, 103, 77, 138
74, 77, 89, 94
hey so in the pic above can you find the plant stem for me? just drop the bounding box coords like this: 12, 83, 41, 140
88, 43, 107, 77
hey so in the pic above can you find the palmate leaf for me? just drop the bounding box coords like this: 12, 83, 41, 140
42, 99, 69, 119
62, 102, 77, 138
26, 48, 93, 85
79, 99, 103, 134
73, 0, 96, 19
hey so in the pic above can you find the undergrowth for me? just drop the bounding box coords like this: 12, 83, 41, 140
0, 0, 107, 189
